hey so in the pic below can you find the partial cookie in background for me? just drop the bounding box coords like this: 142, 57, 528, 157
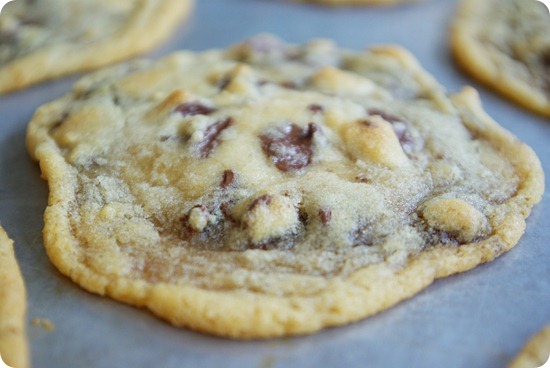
292, 0, 421, 6
451, 0, 550, 117
27, 35, 543, 338
0, 225, 28, 368
509, 325, 550, 368
0, 0, 194, 94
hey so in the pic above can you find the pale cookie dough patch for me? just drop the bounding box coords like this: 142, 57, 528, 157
0, 0, 194, 94
27, 35, 544, 338
0, 226, 29, 368
451, 0, 550, 117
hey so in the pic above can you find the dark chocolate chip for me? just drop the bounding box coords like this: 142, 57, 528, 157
367, 109, 414, 153
356, 176, 371, 183
48, 112, 69, 133
0, 29, 16, 45
367, 108, 403, 124
249, 195, 272, 211
260, 123, 318, 172
198, 117, 233, 157
308, 104, 324, 114
175, 102, 216, 117
319, 208, 332, 226
218, 76, 231, 91
220, 170, 235, 189
280, 81, 297, 89
360, 119, 378, 127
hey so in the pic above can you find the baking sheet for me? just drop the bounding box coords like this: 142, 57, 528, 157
1, 0, 549, 367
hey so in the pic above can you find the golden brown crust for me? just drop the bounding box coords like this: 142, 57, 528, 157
451, 0, 550, 117
0, 226, 29, 368
27, 39, 544, 338
509, 325, 550, 368
0, 0, 194, 95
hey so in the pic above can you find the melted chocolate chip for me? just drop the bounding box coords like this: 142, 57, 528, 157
367, 108, 403, 124
175, 102, 216, 117
280, 81, 297, 89
19, 16, 43, 27
308, 104, 324, 114
260, 123, 318, 172
542, 50, 550, 67
198, 117, 233, 158
218, 76, 231, 91
249, 195, 272, 211
0, 30, 16, 45
367, 109, 414, 153
360, 119, 378, 127
391, 121, 414, 153
319, 209, 332, 226
352, 226, 374, 247
220, 170, 235, 189
220, 201, 232, 218
356, 176, 371, 184
48, 112, 69, 133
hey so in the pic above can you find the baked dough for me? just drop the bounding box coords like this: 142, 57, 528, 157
509, 325, 550, 368
451, 0, 550, 117
0, 226, 28, 368
0, 0, 194, 94
27, 35, 544, 338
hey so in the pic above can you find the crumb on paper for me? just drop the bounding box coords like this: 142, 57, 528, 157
31, 317, 56, 331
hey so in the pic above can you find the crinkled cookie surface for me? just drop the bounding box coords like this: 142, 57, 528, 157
27, 35, 544, 338
0, 0, 193, 94
451, 0, 550, 117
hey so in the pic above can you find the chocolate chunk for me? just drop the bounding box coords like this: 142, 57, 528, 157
367, 109, 414, 153
391, 121, 414, 153
367, 108, 403, 124
319, 209, 332, 226
360, 119, 378, 127
175, 102, 216, 117
220, 201, 232, 218
356, 176, 371, 183
198, 117, 233, 157
218, 76, 231, 91
19, 16, 43, 27
249, 195, 272, 211
542, 50, 550, 67
220, 170, 235, 189
0, 30, 16, 45
280, 81, 297, 89
308, 104, 324, 114
260, 123, 318, 172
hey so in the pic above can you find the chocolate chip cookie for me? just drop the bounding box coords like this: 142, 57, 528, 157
451, 0, 550, 117
0, 226, 28, 368
27, 35, 544, 338
509, 325, 550, 368
0, 0, 193, 94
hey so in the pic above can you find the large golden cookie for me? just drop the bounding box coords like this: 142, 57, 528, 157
451, 0, 550, 117
27, 35, 544, 338
0, 226, 28, 368
0, 0, 194, 94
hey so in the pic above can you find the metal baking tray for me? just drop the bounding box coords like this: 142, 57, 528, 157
1, 0, 549, 367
